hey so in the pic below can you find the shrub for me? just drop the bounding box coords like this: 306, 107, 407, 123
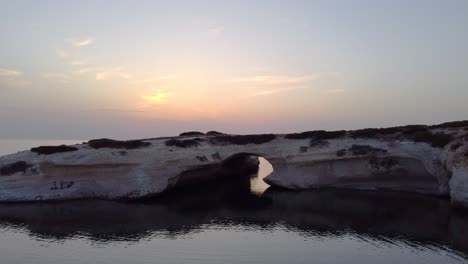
210, 134, 276, 145
31, 145, 78, 155
206, 131, 225, 136
349, 145, 387, 155
309, 140, 330, 148
432, 120, 468, 128
411, 131, 454, 148
451, 142, 463, 151
285, 130, 346, 140
179, 131, 205, 136
400, 125, 429, 135
336, 149, 347, 157
0, 161, 32, 176
88, 139, 150, 149
165, 139, 201, 148
349, 125, 429, 138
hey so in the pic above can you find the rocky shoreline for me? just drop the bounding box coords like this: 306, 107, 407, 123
0, 121, 467, 207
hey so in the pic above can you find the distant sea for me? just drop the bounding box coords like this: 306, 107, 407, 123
0, 139, 84, 156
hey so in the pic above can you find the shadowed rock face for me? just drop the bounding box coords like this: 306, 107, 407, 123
0, 120, 467, 206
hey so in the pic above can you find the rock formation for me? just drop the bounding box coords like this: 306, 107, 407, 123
0, 121, 467, 207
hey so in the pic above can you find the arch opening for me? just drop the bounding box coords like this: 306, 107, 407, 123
250, 156, 274, 194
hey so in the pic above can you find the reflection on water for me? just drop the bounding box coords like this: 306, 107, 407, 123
1, 140, 468, 263
1, 188, 468, 263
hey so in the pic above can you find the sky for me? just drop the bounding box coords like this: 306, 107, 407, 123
1, 0, 467, 139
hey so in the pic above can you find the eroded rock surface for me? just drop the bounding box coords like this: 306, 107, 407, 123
0, 121, 467, 207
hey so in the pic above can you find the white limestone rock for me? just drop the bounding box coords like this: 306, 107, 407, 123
0, 123, 467, 207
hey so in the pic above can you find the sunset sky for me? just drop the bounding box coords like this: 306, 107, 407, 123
1, 0, 467, 139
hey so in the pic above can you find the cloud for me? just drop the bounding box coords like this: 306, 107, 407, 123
325, 88, 345, 94
0, 68, 22, 77
70, 38, 94, 47
71, 59, 90, 66
73, 67, 98, 75
56, 50, 70, 58
0, 68, 29, 88
249, 86, 306, 97
204, 26, 224, 36
227, 74, 319, 85
0, 78, 30, 88
95, 68, 131, 81
142, 91, 173, 104
43, 73, 72, 83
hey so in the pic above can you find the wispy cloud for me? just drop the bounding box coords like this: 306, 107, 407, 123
249, 86, 306, 97
0, 78, 30, 88
204, 26, 224, 36
43, 73, 73, 83
325, 88, 345, 94
142, 91, 173, 104
131, 74, 182, 86
70, 38, 94, 47
71, 59, 91, 66
0, 68, 29, 88
96, 68, 131, 81
0, 68, 22, 77
56, 50, 70, 58
73, 67, 99, 75
227, 74, 319, 85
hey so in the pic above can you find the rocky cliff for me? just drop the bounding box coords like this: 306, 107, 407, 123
0, 121, 467, 207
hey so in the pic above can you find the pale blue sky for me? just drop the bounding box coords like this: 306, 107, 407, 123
1, 0, 467, 139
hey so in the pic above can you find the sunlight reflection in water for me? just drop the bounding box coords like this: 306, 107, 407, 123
250, 157, 273, 194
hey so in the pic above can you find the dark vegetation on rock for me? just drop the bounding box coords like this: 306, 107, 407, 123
88, 139, 150, 149
196, 156, 208, 162
179, 131, 205, 137
309, 140, 330, 148
432, 120, 468, 129
451, 143, 463, 151
350, 125, 428, 138
31, 145, 78, 155
206, 131, 225, 136
282, 124, 455, 149
0, 161, 32, 176
411, 131, 454, 148
349, 145, 388, 155
165, 138, 201, 148
285, 130, 346, 140
211, 152, 221, 160
210, 134, 276, 145
336, 149, 347, 157
369, 157, 398, 170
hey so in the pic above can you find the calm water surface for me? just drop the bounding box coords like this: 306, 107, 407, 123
1, 139, 468, 264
